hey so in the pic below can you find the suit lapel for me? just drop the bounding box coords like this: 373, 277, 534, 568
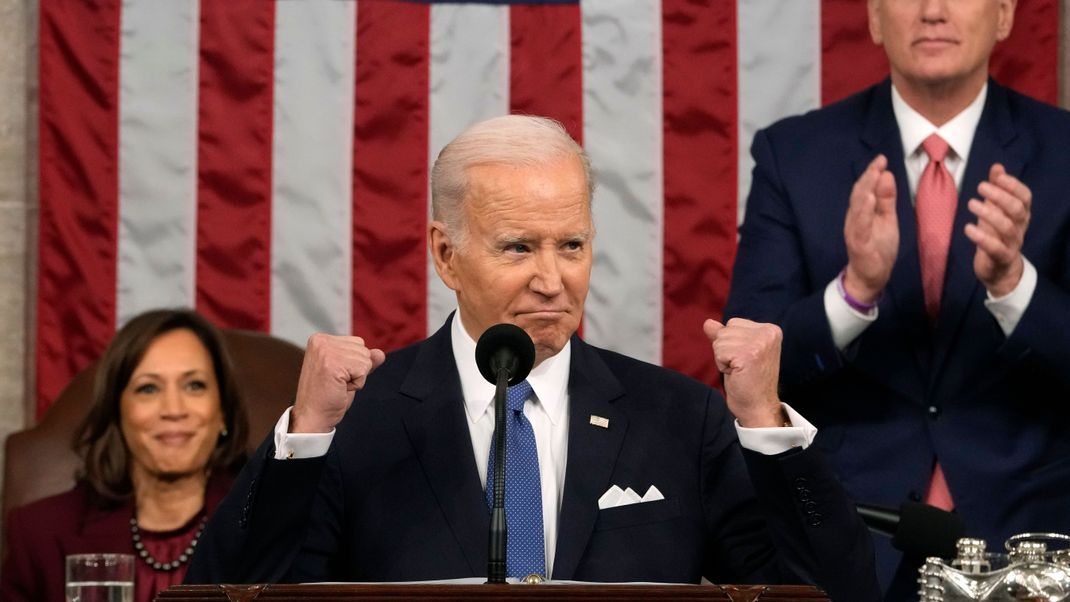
930, 81, 1030, 382
60, 498, 134, 556
400, 317, 489, 577
551, 338, 627, 580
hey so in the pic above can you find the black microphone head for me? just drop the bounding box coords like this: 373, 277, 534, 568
892, 502, 966, 559
475, 323, 536, 386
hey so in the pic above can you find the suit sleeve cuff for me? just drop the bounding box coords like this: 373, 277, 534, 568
735, 403, 818, 456
273, 406, 335, 460
984, 258, 1037, 337
824, 277, 878, 350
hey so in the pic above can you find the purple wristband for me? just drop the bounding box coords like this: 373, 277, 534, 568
837, 270, 880, 313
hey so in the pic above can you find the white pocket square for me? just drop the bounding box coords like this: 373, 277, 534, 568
598, 484, 665, 510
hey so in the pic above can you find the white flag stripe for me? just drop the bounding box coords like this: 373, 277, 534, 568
736, 0, 822, 226
116, 0, 199, 326
581, 0, 663, 365
270, 0, 357, 344
426, 3, 510, 334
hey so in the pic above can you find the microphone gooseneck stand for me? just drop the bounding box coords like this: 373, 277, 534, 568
486, 359, 510, 584
475, 323, 535, 585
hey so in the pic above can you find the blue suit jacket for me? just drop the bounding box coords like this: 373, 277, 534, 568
187, 317, 879, 601
725, 79, 1070, 595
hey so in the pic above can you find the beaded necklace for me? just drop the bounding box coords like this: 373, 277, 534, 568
129, 514, 208, 572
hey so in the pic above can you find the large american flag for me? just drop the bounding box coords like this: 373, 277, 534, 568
35, 0, 1061, 418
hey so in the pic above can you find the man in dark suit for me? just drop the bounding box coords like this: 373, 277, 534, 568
725, 0, 1070, 597
187, 115, 879, 601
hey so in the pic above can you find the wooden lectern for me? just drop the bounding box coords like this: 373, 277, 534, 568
158, 583, 829, 601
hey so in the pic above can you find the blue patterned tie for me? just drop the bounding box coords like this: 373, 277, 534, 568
485, 380, 546, 578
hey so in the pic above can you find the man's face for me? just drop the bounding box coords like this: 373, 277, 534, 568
432, 155, 593, 365
869, 0, 1014, 91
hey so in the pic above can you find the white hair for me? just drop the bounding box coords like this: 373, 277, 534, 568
430, 115, 595, 248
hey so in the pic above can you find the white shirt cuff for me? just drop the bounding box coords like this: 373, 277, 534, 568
273, 406, 335, 460
735, 403, 818, 456
983, 258, 1037, 337
824, 277, 878, 350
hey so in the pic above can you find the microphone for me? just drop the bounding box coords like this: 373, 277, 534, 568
475, 324, 536, 584
856, 501, 965, 560
475, 323, 536, 387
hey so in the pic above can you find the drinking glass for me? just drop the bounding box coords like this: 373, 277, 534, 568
65, 553, 134, 602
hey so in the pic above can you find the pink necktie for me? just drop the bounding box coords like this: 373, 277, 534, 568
916, 133, 956, 511
926, 461, 954, 511
916, 133, 957, 320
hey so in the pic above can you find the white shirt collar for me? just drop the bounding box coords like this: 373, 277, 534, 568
891, 82, 987, 163
451, 312, 570, 427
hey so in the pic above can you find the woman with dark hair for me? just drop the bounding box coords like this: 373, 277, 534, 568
1, 309, 248, 602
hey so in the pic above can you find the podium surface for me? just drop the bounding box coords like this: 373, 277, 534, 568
158, 583, 828, 601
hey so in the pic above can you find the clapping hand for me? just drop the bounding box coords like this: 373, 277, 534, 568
965, 163, 1031, 297
843, 154, 899, 303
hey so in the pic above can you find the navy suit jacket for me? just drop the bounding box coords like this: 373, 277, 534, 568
188, 317, 879, 601
725, 79, 1070, 594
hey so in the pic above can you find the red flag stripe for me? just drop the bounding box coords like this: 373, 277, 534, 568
195, 0, 276, 332
509, 3, 584, 144
36, 0, 121, 418
662, 0, 738, 384
821, 0, 887, 106
990, 0, 1059, 104
351, 2, 430, 350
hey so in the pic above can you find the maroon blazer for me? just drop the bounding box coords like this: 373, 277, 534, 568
1, 474, 232, 602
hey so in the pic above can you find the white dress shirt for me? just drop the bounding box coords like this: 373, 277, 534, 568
449, 313, 569, 577
272, 312, 817, 578
825, 83, 1038, 350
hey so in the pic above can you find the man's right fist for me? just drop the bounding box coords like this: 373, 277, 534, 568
290, 333, 386, 434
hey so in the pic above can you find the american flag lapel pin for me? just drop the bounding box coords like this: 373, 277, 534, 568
589, 415, 609, 429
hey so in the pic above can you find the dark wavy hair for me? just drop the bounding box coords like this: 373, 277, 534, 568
74, 308, 249, 506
